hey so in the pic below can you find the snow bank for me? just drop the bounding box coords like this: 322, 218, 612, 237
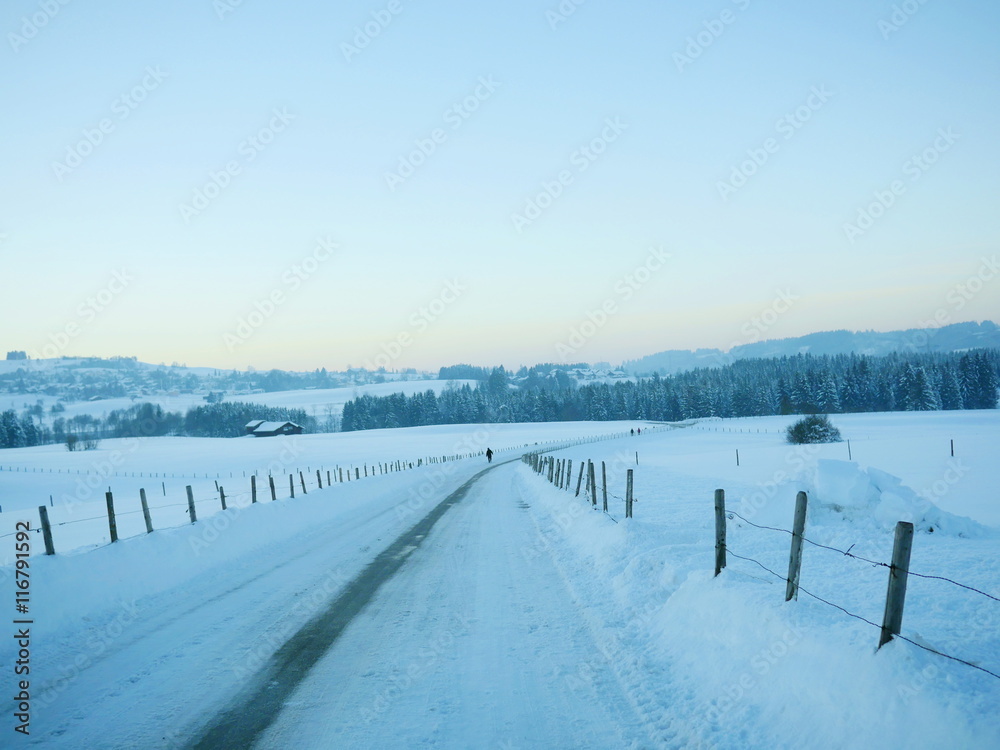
515, 420, 1000, 750
805, 460, 985, 536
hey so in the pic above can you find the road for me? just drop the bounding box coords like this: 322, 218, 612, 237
186, 460, 651, 749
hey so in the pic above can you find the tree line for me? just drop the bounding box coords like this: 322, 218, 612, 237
0, 401, 314, 449
342, 350, 999, 431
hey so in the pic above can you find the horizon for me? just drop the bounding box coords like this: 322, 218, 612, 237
6, 318, 997, 375
3, 1, 999, 372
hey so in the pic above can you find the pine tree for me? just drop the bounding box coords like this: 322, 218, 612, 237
939, 367, 964, 410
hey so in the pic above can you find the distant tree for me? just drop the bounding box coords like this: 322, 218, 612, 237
939, 368, 964, 410
786, 414, 842, 444
5, 351, 27, 360
65, 434, 79, 451
816, 371, 841, 413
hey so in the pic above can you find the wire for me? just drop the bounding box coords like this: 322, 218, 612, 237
723, 542, 1000, 682
726, 509, 1000, 605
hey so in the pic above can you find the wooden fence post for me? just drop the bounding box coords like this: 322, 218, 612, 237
289, 474, 295, 498
601, 461, 608, 512
339, 467, 344, 483
566, 460, 572, 492
575, 462, 585, 497
355, 468, 360, 480
105, 491, 119, 543
549, 458, 555, 483
316, 469, 322, 489
140, 488, 153, 534
879, 521, 915, 648
268, 475, 276, 501
714, 489, 726, 576
327, 470, 331, 485
785, 491, 808, 601
589, 461, 597, 507
38, 506, 55, 555
251, 475, 257, 504
186, 485, 197, 523
219, 486, 227, 511
300, 472, 307, 494
625, 469, 633, 518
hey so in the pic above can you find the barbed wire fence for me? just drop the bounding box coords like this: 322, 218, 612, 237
520, 444, 1000, 685
1, 429, 642, 554
0, 446, 506, 552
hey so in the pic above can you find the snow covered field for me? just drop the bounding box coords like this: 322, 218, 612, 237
0, 378, 476, 424
0, 420, 642, 556
0, 411, 996, 748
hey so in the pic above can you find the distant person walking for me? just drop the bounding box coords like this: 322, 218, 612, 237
486, 448, 493, 463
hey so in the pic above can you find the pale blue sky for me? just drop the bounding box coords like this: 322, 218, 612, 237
2, 0, 998, 371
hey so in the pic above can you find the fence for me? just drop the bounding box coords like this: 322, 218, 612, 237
3, 427, 652, 556
518, 446, 1000, 684
2, 447, 522, 556
522, 452, 635, 521
712, 489, 1000, 679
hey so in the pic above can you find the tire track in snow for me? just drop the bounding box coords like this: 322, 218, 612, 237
183, 461, 505, 749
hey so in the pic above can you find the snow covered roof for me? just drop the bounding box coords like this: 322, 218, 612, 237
254, 421, 297, 432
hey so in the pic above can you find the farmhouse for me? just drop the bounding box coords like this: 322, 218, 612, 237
244, 420, 303, 437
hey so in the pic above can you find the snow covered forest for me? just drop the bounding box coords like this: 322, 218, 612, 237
0, 401, 313, 449
342, 350, 1000, 431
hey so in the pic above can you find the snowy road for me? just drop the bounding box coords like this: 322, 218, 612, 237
190, 461, 653, 749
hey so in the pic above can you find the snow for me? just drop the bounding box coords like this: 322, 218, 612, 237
0, 421, 643, 554
0, 378, 478, 423
0, 411, 997, 748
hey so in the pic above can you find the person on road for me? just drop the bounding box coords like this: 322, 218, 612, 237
486, 448, 494, 463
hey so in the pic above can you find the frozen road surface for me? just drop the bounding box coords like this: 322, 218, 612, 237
189, 461, 653, 749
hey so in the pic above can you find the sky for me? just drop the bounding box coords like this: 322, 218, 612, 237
2, 0, 998, 373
